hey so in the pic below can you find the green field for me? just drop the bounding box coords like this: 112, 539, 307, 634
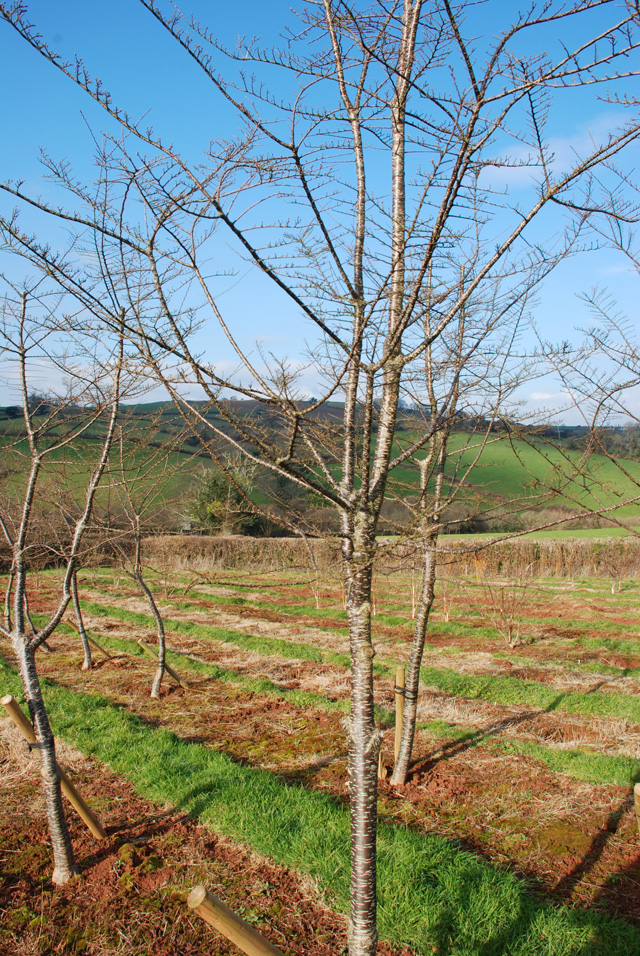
2, 402, 640, 530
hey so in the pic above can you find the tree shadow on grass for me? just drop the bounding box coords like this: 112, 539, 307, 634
406, 692, 567, 777
76, 806, 182, 872
590, 847, 640, 925
392, 697, 640, 953
414, 856, 640, 956
552, 787, 638, 902
30, 659, 640, 956
151, 741, 640, 956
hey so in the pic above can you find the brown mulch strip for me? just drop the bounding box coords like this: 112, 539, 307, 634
0, 736, 411, 956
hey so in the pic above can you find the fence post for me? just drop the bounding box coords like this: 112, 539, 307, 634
1, 694, 107, 840
394, 665, 405, 765
187, 885, 285, 956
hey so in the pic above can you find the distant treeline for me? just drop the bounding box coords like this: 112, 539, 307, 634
2, 399, 637, 454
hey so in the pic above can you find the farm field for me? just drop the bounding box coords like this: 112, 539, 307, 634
3, 400, 640, 528
2, 564, 640, 954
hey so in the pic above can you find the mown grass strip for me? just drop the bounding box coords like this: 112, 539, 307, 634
82, 582, 640, 679
116, 582, 640, 670
489, 739, 640, 786
577, 635, 640, 656
418, 665, 640, 723
36, 615, 365, 723
422, 719, 640, 788
79, 599, 349, 667
89, 576, 352, 622
82, 596, 640, 725
80, 577, 640, 692
1, 658, 638, 956
62, 623, 640, 785
55, 608, 640, 787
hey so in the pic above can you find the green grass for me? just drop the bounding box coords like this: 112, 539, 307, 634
1, 655, 638, 955
36, 614, 362, 722
60, 604, 640, 787
79, 596, 640, 724
418, 665, 640, 723
94, 625, 640, 785
451, 526, 640, 541
490, 739, 640, 787
170, 593, 350, 622
6, 403, 640, 523
78, 600, 342, 666
423, 721, 640, 787
517, 526, 640, 540
384, 431, 640, 521
0, 437, 200, 506
576, 636, 640, 656
88, 576, 640, 655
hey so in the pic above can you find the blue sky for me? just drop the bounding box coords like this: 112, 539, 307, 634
1, 1, 639, 420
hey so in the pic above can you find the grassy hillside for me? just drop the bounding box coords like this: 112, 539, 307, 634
438, 434, 640, 518
1, 402, 639, 531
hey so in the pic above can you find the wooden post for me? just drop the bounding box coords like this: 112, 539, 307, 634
634, 783, 640, 835
187, 885, 285, 956
394, 665, 405, 765
377, 742, 386, 781
137, 639, 188, 688
66, 618, 115, 660
1, 695, 107, 840
87, 634, 115, 660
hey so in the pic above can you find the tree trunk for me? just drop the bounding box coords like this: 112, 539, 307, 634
137, 573, 166, 698
14, 636, 78, 885
344, 525, 380, 956
390, 535, 438, 786
4, 566, 14, 631
71, 571, 92, 671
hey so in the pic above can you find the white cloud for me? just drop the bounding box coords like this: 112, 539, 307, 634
529, 390, 571, 402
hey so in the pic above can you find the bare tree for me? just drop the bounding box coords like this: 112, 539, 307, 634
1, 1, 640, 949
106, 417, 196, 698
545, 209, 640, 527
0, 280, 124, 884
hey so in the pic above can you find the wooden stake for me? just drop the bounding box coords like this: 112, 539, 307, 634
1, 695, 107, 840
377, 742, 386, 781
187, 885, 285, 956
137, 638, 188, 688
394, 665, 405, 765
66, 618, 115, 660
86, 634, 115, 660
634, 783, 640, 835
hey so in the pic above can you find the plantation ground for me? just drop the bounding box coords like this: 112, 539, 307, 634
2, 561, 640, 954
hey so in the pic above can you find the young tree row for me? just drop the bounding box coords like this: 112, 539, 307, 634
1, 1, 640, 951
